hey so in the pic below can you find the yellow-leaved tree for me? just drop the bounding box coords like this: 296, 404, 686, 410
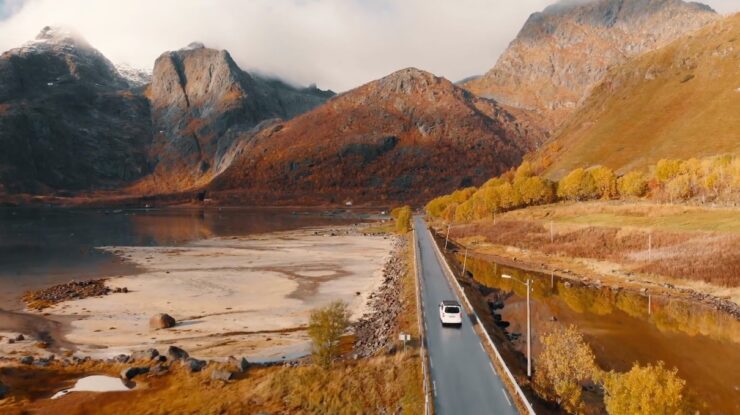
589, 166, 617, 199
308, 301, 351, 369
617, 170, 648, 198
534, 325, 598, 414
602, 361, 687, 415
390, 205, 412, 233
557, 168, 598, 201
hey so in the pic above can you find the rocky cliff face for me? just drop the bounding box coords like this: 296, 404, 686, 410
210, 68, 545, 204
140, 43, 333, 192
0, 27, 154, 194
463, 0, 717, 131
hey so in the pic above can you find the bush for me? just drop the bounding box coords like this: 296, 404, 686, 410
534, 325, 598, 413
391, 205, 412, 233
557, 168, 598, 201
589, 166, 617, 199
618, 170, 648, 197
603, 361, 686, 415
308, 301, 351, 368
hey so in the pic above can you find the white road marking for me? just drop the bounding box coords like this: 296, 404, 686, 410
479, 343, 485, 352
433, 381, 437, 397
489, 362, 495, 373
502, 389, 512, 406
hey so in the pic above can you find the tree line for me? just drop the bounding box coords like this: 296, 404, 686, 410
426, 154, 740, 222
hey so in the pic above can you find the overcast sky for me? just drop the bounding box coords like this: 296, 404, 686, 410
0, 0, 738, 91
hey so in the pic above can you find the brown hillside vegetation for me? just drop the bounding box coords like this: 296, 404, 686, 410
209, 68, 546, 204
540, 13, 740, 178
463, 0, 717, 131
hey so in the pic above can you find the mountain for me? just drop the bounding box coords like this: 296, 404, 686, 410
209, 68, 545, 204
463, 0, 718, 131
135, 43, 334, 193
537, 13, 740, 178
0, 26, 153, 194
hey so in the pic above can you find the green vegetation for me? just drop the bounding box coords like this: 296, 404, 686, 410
391, 205, 413, 233
308, 301, 351, 368
535, 325, 688, 415
426, 154, 740, 223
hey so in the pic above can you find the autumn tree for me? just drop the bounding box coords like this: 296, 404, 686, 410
516, 176, 555, 205
557, 168, 598, 201
665, 174, 692, 202
655, 159, 684, 183
589, 166, 617, 199
617, 170, 648, 197
391, 205, 412, 233
534, 325, 598, 413
308, 301, 351, 368
603, 361, 687, 415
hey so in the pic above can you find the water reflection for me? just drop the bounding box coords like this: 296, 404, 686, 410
461, 255, 740, 414
0, 207, 364, 309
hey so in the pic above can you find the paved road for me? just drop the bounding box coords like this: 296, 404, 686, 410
414, 216, 517, 415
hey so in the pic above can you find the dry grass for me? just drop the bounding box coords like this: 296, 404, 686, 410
541, 14, 740, 178
453, 217, 740, 287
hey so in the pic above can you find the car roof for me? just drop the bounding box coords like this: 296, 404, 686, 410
441, 300, 461, 306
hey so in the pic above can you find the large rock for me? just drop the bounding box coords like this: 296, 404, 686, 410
120, 366, 149, 380
210, 369, 234, 381
19, 356, 33, 365
227, 356, 249, 373
167, 346, 189, 361
0, 382, 8, 399
186, 358, 207, 373
149, 313, 176, 330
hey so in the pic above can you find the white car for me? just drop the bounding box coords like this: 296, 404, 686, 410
439, 300, 462, 327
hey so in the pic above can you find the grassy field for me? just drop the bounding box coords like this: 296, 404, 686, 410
450, 201, 740, 289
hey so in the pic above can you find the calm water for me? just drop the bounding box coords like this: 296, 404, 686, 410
462, 255, 740, 415
0, 207, 367, 310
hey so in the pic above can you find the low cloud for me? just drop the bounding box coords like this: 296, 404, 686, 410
0, 0, 736, 91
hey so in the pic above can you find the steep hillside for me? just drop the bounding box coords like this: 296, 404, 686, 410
137, 43, 333, 193
464, 0, 717, 131
0, 27, 153, 194
210, 68, 544, 204
540, 13, 740, 178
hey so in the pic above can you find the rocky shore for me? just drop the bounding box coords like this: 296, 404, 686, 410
22, 279, 128, 311
353, 237, 407, 357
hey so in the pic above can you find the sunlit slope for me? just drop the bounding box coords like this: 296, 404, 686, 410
542, 13, 740, 179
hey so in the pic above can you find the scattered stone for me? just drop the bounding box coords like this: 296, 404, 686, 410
19, 356, 33, 365
563, 281, 572, 288
167, 346, 189, 361
0, 382, 8, 399
121, 366, 149, 380
7, 339, 14, 344
211, 369, 234, 381
150, 363, 169, 376
15, 334, 24, 341
149, 313, 176, 329
186, 358, 207, 373
23, 279, 112, 310
227, 356, 249, 373
113, 354, 130, 363
132, 348, 159, 361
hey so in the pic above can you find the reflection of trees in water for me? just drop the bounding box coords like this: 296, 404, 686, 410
463, 256, 740, 344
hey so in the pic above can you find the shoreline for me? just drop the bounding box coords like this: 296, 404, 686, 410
1, 225, 395, 361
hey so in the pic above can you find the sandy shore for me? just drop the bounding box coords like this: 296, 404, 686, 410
3, 226, 393, 361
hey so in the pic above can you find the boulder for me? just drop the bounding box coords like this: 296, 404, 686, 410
120, 366, 149, 380
0, 382, 8, 399
19, 356, 33, 365
210, 369, 233, 381
186, 358, 207, 373
167, 346, 189, 361
227, 356, 249, 373
132, 348, 159, 361
14, 334, 24, 341
149, 313, 176, 329
113, 354, 130, 363
150, 363, 169, 376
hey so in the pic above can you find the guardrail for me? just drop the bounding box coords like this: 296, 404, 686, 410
412, 226, 434, 415
425, 224, 536, 415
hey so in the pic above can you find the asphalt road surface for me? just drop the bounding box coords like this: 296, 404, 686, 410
415, 216, 518, 415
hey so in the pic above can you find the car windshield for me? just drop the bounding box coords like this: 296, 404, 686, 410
444, 306, 460, 314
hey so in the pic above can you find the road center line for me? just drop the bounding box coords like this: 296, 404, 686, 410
502, 389, 512, 406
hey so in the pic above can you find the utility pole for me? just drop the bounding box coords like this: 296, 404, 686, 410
444, 224, 451, 251
502, 274, 532, 378
462, 248, 468, 276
